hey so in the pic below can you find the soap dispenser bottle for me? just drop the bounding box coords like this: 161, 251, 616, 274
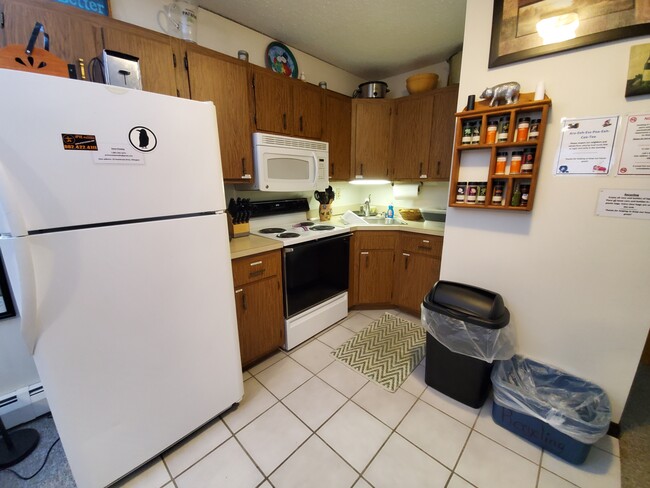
386, 203, 394, 220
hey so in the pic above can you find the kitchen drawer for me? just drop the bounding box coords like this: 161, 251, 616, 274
232, 250, 282, 286
400, 233, 443, 257
355, 231, 398, 250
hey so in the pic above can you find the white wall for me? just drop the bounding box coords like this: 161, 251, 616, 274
443, 0, 650, 422
110, 0, 364, 95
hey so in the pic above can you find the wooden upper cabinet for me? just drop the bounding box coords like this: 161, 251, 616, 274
352, 100, 393, 179
101, 23, 178, 97
251, 66, 323, 139
185, 45, 254, 182
252, 67, 293, 135
428, 85, 459, 180
0, 0, 101, 67
293, 81, 323, 139
392, 94, 434, 180
323, 91, 352, 181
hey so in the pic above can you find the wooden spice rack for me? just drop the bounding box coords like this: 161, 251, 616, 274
448, 92, 552, 211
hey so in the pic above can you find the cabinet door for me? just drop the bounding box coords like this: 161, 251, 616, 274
293, 82, 323, 139
186, 46, 254, 182
323, 91, 352, 180
102, 24, 178, 96
392, 95, 434, 179
353, 101, 392, 179
234, 276, 284, 367
395, 252, 440, 315
357, 250, 394, 304
1, 0, 101, 66
429, 85, 459, 180
252, 68, 292, 135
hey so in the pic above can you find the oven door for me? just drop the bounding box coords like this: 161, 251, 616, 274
283, 233, 350, 317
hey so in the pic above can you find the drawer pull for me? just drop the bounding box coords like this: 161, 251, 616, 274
249, 269, 266, 278
235, 288, 243, 294
418, 245, 432, 251
250, 261, 263, 266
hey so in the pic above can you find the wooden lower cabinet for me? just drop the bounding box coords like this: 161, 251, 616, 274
232, 250, 284, 368
394, 233, 443, 314
350, 231, 443, 313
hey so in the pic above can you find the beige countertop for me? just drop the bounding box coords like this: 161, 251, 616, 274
229, 220, 444, 259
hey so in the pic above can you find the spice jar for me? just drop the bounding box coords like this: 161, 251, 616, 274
466, 182, 479, 204
491, 182, 504, 205
520, 184, 530, 207
476, 182, 487, 204
495, 151, 507, 174
516, 117, 530, 142
497, 116, 510, 143
510, 150, 523, 174
528, 119, 540, 140
471, 121, 481, 144
510, 183, 521, 206
485, 121, 498, 144
461, 122, 472, 145
456, 181, 467, 203
521, 148, 535, 174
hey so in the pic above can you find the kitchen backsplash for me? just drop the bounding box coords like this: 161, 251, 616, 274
225, 181, 450, 216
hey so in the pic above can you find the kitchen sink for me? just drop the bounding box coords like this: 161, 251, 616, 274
361, 216, 407, 225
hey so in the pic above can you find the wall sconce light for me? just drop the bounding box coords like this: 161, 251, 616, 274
536, 12, 580, 45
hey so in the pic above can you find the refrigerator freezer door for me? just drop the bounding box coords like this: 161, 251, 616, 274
0, 69, 226, 236
0, 213, 243, 487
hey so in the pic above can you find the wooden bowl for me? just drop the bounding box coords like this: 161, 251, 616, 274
398, 208, 422, 221
406, 73, 439, 94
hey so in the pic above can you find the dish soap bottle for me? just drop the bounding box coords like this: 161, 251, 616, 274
386, 203, 395, 220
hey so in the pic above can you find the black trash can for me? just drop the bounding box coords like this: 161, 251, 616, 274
422, 281, 513, 408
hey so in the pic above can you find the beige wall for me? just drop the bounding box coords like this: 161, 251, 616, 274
442, 0, 650, 422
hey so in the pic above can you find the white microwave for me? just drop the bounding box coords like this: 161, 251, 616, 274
249, 132, 329, 191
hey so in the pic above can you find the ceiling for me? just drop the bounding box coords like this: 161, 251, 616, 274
199, 0, 467, 80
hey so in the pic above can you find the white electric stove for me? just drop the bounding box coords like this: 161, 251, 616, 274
246, 199, 350, 350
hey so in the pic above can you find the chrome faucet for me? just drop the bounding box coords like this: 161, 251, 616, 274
363, 194, 371, 217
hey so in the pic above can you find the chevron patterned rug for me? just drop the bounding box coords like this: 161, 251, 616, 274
331, 313, 425, 392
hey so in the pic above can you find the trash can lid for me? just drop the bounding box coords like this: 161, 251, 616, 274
423, 280, 510, 329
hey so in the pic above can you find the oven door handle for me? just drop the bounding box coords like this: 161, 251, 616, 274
285, 248, 294, 253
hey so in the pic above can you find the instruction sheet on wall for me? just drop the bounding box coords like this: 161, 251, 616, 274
596, 189, 650, 220
617, 113, 650, 175
554, 116, 618, 175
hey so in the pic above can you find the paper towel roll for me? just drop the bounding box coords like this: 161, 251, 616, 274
393, 183, 420, 199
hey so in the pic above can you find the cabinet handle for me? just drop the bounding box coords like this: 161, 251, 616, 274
241, 158, 246, 176
299, 115, 304, 132
437, 161, 441, 174
242, 292, 248, 310
419, 162, 423, 175
250, 261, 263, 266
249, 269, 266, 278
403, 252, 410, 270
360, 163, 364, 175
331, 163, 334, 175
422, 240, 430, 244
361, 251, 369, 268
282, 113, 287, 130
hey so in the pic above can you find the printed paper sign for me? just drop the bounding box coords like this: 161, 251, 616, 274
93, 143, 144, 165
618, 114, 650, 175
555, 116, 618, 175
596, 189, 650, 220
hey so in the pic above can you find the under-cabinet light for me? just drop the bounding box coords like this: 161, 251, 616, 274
348, 179, 391, 185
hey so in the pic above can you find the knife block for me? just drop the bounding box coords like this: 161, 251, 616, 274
228, 214, 250, 238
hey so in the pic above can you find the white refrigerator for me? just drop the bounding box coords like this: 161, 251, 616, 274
0, 69, 244, 487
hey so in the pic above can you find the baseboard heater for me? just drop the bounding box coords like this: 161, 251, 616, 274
0, 383, 49, 428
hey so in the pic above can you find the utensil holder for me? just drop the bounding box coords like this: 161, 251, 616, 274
319, 204, 332, 221
227, 214, 250, 238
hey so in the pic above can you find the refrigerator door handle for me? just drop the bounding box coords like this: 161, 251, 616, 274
6, 239, 39, 353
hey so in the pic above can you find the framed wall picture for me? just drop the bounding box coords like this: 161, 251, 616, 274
625, 43, 650, 97
489, 0, 650, 68
52, 0, 111, 16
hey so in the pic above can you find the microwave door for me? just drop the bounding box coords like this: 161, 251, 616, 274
264, 151, 317, 191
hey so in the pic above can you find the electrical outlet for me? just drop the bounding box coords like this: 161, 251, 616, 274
335, 187, 341, 199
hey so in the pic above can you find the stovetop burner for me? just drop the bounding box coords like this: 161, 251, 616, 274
312, 225, 335, 231
277, 232, 301, 238
259, 227, 286, 234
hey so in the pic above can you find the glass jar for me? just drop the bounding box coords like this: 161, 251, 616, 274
461, 123, 472, 145
456, 181, 467, 203
521, 148, 535, 174
471, 121, 481, 144
510, 151, 523, 174
485, 121, 498, 144
495, 151, 507, 174
520, 184, 530, 207
516, 117, 530, 142
476, 182, 487, 204
466, 182, 479, 204
491, 182, 504, 205
528, 119, 541, 140
497, 116, 509, 143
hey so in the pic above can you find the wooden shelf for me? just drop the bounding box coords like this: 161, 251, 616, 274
448, 92, 551, 212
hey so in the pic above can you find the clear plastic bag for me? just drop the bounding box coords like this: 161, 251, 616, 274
491, 356, 611, 444
421, 307, 516, 362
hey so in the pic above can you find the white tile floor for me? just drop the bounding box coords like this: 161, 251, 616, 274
116, 310, 622, 488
